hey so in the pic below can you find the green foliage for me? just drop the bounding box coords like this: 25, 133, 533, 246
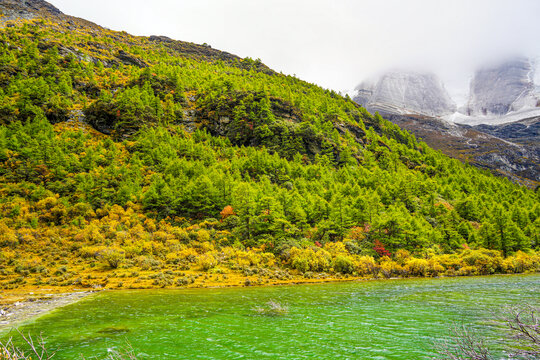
0, 17, 538, 286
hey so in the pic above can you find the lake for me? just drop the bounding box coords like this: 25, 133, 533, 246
3, 274, 539, 359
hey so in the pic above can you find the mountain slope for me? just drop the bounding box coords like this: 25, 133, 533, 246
384, 114, 540, 186
0, 1, 538, 292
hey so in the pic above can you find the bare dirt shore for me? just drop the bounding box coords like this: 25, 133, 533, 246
0, 290, 96, 332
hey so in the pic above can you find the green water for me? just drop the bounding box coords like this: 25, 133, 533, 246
3, 274, 539, 359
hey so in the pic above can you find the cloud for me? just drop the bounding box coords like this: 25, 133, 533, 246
50, 0, 540, 96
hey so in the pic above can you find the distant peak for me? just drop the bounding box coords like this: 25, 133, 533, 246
353, 70, 456, 117
464, 57, 538, 117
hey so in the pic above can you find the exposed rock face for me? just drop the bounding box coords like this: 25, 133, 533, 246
464, 57, 539, 116
354, 71, 456, 117
116, 50, 148, 68
474, 116, 539, 144
384, 114, 540, 186
0, 0, 63, 21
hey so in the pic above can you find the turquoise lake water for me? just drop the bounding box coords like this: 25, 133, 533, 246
3, 274, 539, 359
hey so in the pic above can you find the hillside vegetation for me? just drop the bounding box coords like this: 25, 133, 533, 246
0, 10, 539, 293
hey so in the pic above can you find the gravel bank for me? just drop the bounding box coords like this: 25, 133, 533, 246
0, 291, 96, 332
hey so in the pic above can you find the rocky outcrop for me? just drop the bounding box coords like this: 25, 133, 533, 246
384, 114, 539, 186
474, 116, 539, 144
116, 50, 148, 68
463, 57, 539, 117
354, 71, 456, 117
0, 0, 63, 21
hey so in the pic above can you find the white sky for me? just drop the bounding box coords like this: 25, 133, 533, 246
48, 0, 540, 103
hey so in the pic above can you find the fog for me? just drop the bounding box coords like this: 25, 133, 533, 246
49, 0, 540, 101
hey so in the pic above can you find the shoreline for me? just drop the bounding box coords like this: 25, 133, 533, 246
0, 276, 385, 331
0, 291, 96, 333
1, 272, 538, 331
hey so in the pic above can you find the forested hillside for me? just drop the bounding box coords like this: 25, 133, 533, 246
0, 3, 538, 291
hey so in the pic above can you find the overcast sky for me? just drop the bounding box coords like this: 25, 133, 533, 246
49, 0, 540, 103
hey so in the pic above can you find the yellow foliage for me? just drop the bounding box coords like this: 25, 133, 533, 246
73, 222, 105, 243
289, 247, 331, 272
432, 254, 462, 272
177, 248, 198, 263
357, 255, 377, 276
504, 251, 537, 273
99, 247, 125, 269
197, 229, 211, 242
457, 265, 476, 276
122, 240, 144, 258
405, 258, 429, 276
427, 259, 444, 276
141, 241, 166, 256
323, 241, 348, 255
380, 258, 402, 278
220, 246, 237, 260
153, 230, 173, 243
144, 218, 157, 232
196, 241, 215, 253
115, 231, 132, 244
237, 250, 262, 267
0, 249, 16, 261
0, 223, 18, 247
171, 227, 189, 242
79, 245, 107, 259
460, 248, 503, 275
36, 196, 58, 210
129, 224, 148, 240
198, 253, 218, 271
395, 249, 410, 265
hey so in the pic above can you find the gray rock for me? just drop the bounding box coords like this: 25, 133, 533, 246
116, 50, 148, 68
464, 57, 539, 116
0, 0, 63, 21
354, 71, 456, 117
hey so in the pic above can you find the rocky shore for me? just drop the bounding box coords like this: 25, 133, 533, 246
0, 291, 96, 331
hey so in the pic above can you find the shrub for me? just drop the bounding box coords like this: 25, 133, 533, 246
405, 258, 429, 276
332, 255, 355, 274
288, 247, 331, 273
461, 248, 503, 275
357, 255, 378, 276
504, 251, 536, 273
198, 253, 218, 271
0, 223, 19, 248
136, 256, 162, 270
380, 258, 402, 278
99, 248, 125, 269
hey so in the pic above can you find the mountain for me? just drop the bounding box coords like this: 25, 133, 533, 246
354, 71, 456, 117
352, 66, 540, 185
383, 114, 540, 186
0, 0, 538, 294
463, 57, 539, 118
